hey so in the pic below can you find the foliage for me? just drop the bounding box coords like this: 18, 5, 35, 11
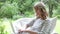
0, 2, 19, 18
0, 2, 4, 8
0, 0, 40, 19
53, 6, 60, 18
13, 0, 39, 14
55, 7, 60, 15
0, 0, 6, 2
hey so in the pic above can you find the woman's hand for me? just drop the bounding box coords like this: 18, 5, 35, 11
18, 29, 23, 34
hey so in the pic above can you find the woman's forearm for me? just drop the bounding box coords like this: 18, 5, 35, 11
29, 31, 38, 34
24, 30, 38, 34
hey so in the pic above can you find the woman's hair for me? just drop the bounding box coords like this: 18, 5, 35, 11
34, 2, 48, 20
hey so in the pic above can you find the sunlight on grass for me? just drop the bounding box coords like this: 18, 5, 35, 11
0, 18, 13, 34
55, 19, 60, 34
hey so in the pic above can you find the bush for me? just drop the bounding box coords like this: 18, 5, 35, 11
0, 2, 19, 18
57, 15, 60, 19
14, 0, 39, 15
12, 15, 24, 20
53, 7, 60, 19
24, 10, 34, 17
0, 2, 4, 8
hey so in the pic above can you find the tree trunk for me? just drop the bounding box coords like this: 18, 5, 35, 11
48, 0, 53, 17
49, 4, 53, 17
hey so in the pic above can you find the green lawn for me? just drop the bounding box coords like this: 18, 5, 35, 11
55, 19, 60, 34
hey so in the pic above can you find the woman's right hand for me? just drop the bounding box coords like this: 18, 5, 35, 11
18, 29, 23, 34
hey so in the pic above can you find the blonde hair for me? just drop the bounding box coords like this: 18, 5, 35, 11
34, 2, 48, 20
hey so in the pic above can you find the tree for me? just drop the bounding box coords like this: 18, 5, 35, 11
42, 0, 60, 17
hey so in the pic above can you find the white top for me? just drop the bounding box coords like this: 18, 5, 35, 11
12, 17, 57, 34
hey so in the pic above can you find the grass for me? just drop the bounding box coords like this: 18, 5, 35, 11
55, 19, 60, 34
0, 18, 60, 34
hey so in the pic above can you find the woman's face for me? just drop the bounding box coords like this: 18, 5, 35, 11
34, 7, 41, 18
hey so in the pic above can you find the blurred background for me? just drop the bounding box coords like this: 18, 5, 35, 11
0, 0, 60, 34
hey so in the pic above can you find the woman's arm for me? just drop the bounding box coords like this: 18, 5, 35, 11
29, 31, 38, 34
22, 30, 38, 34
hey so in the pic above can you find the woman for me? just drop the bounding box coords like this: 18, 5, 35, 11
13, 2, 57, 34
